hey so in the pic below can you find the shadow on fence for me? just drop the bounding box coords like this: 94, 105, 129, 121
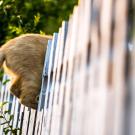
0, 0, 135, 135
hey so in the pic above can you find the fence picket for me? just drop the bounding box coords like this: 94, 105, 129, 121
41, 33, 58, 135
22, 107, 30, 135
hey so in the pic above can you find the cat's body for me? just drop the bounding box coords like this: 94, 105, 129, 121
0, 34, 52, 109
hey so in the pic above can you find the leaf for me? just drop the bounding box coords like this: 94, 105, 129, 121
34, 13, 40, 26
0, 101, 8, 108
11, 128, 21, 134
3, 128, 10, 134
9, 114, 14, 121
0, 1, 3, 6
0, 70, 4, 82
4, 110, 10, 114
9, 125, 13, 129
4, 129, 10, 134
2, 79, 10, 85
0, 115, 4, 119
12, 129, 17, 133
40, 30, 45, 35
0, 71, 4, 77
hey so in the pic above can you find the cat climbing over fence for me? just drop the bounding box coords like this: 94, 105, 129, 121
0, 34, 52, 109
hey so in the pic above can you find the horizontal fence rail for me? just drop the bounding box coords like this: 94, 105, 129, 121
0, 0, 134, 135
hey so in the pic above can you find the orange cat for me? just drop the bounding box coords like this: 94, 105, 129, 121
0, 34, 52, 109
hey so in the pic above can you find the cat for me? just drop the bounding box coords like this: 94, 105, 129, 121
0, 34, 52, 109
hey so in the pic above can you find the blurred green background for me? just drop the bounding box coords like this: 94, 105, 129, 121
0, 0, 78, 46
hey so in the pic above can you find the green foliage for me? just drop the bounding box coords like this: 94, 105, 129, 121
0, 70, 4, 82
2, 79, 10, 85
0, 0, 78, 45
0, 70, 10, 87
0, 102, 21, 135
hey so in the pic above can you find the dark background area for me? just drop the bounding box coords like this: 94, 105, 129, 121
0, 0, 78, 46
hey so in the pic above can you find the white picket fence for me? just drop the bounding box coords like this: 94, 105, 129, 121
0, 0, 134, 134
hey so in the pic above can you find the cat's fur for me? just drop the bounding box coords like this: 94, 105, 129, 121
0, 34, 52, 109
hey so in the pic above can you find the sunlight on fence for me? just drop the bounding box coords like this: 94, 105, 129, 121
0, 0, 134, 135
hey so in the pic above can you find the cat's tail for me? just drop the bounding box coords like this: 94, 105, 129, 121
0, 48, 5, 68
